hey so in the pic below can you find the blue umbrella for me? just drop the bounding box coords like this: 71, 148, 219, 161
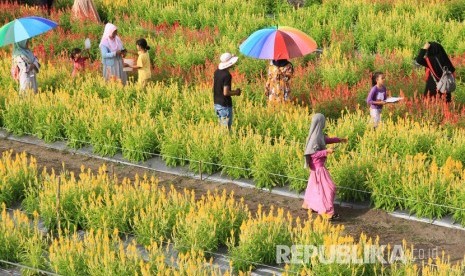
0, 16, 58, 47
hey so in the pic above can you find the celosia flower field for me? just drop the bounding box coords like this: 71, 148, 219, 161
0, 151, 464, 274
2, 0, 465, 274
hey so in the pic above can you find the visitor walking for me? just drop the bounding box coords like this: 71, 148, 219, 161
213, 52, 241, 130
415, 42, 455, 102
265, 59, 294, 103
12, 39, 40, 94
302, 113, 347, 220
366, 71, 388, 128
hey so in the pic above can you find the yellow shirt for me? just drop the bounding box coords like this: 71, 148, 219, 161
136, 51, 151, 84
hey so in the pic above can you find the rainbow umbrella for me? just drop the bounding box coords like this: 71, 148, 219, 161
239, 26, 317, 60
0, 16, 58, 47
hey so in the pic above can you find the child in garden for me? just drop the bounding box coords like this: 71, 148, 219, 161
302, 113, 347, 221
366, 71, 388, 128
129, 38, 152, 86
70, 47, 89, 77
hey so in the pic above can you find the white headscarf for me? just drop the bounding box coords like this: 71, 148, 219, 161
304, 113, 326, 166
99, 23, 124, 52
12, 39, 35, 63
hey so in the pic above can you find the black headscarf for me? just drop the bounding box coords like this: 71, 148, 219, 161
272, 59, 291, 67
426, 42, 455, 75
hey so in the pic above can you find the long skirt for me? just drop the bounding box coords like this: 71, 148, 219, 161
302, 167, 336, 215
19, 72, 38, 94
102, 57, 127, 86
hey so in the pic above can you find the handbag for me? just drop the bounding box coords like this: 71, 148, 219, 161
425, 57, 456, 94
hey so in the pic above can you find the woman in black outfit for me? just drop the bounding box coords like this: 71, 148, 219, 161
415, 42, 455, 102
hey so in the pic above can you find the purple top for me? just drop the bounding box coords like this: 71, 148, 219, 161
366, 85, 387, 109
305, 137, 341, 171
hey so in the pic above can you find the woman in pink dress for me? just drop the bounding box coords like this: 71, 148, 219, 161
302, 113, 347, 220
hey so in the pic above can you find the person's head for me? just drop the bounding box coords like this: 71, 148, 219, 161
218, 52, 238, 70
110, 30, 117, 39
311, 113, 326, 130
304, 113, 326, 156
272, 59, 290, 67
371, 71, 384, 87
103, 23, 118, 40
136, 38, 150, 52
13, 39, 33, 59
15, 39, 29, 50
70, 48, 82, 60
427, 41, 446, 57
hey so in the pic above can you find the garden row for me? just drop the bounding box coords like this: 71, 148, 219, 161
3, 1, 465, 110
1, 151, 464, 275
28, 0, 465, 55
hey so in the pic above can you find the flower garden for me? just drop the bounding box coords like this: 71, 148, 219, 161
2, 0, 465, 274
1, 151, 464, 275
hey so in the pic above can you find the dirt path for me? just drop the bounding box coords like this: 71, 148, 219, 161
1, 139, 465, 264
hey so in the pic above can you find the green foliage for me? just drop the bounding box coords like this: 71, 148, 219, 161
447, 0, 465, 22
186, 122, 224, 175
228, 207, 292, 272
251, 137, 289, 189
329, 152, 373, 202
220, 129, 256, 179
132, 186, 192, 246
89, 114, 123, 157
32, 104, 66, 143
121, 115, 158, 162
3, 98, 34, 136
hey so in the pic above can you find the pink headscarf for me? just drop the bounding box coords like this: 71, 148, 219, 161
99, 23, 124, 52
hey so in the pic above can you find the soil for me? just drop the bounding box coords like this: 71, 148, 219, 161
1, 139, 465, 265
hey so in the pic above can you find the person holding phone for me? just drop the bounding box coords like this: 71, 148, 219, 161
99, 23, 127, 85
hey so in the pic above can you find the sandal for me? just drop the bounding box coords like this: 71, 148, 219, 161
301, 205, 318, 214
328, 213, 340, 221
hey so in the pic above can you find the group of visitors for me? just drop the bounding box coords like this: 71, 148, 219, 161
8, 5, 457, 221
212, 42, 456, 221
213, 42, 456, 132
97, 23, 152, 87
11, 21, 152, 93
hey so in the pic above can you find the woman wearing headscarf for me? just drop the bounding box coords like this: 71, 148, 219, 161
265, 59, 294, 103
99, 23, 127, 85
415, 42, 455, 102
302, 113, 347, 220
12, 39, 40, 94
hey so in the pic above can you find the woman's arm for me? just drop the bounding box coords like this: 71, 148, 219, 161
31, 57, 40, 72
325, 137, 348, 144
415, 47, 428, 67
311, 149, 328, 159
131, 54, 143, 69
367, 87, 386, 106
100, 45, 117, 59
